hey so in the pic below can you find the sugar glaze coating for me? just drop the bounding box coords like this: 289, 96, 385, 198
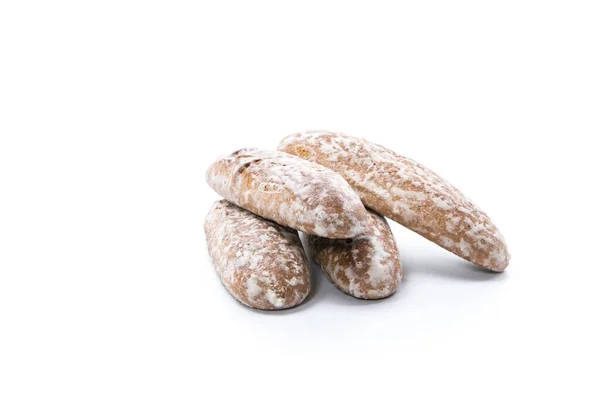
309, 209, 402, 299
204, 200, 311, 310
279, 131, 510, 271
206, 148, 369, 239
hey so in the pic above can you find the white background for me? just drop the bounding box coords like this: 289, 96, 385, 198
1, 1, 599, 399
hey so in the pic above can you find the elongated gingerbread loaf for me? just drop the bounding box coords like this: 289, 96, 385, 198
204, 200, 311, 310
309, 209, 402, 299
279, 131, 510, 271
206, 148, 369, 239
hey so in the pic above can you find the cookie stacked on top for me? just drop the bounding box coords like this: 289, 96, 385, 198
205, 131, 510, 310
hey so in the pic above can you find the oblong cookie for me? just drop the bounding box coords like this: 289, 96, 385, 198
279, 131, 510, 271
204, 200, 311, 310
206, 148, 369, 238
309, 209, 402, 299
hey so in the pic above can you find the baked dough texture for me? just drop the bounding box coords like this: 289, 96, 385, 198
206, 148, 369, 239
204, 200, 311, 310
309, 209, 402, 299
279, 131, 510, 271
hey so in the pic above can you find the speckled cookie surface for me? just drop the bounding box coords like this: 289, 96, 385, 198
279, 131, 510, 271
206, 148, 369, 239
309, 209, 402, 299
204, 200, 311, 310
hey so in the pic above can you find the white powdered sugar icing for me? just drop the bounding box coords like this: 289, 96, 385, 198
280, 130, 510, 271
246, 276, 262, 299
204, 200, 310, 310
309, 210, 402, 299
206, 148, 369, 239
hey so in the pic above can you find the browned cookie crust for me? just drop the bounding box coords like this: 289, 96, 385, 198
204, 200, 311, 310
279, 131, 510, 271
309, 209, 402, 299
206, 148, 369, 239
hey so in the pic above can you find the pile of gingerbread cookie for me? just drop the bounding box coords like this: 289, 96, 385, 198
204, 131, 510, 310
